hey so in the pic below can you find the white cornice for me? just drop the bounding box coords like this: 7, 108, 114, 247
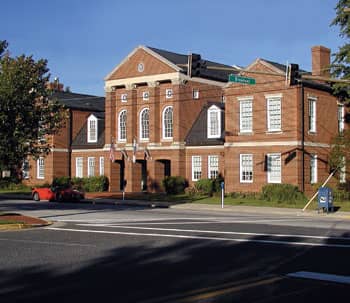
224, 141, 330, 148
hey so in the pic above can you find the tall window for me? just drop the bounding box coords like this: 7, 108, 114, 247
76, 157, 83, 177
207, 105, 221, 138
140, 108, 150, 140
88, 157, 95, 177
208, 155, 219, 179
87, 115, 98, 143
239, 98, 253, 133
240, 154, 253, 183
310, 154, 318, 184
22, 159, 30, 179
267, 96, 282, 132
37, 157, 45, 179
340, 156, 346, 183
338, 104, 345, 134
99, 157, 104, 176
118, 110, 127, 141
163, 106, 173, 139
308, 97, 317, 133
267, 153, 281, 183
192, 156, 202, 181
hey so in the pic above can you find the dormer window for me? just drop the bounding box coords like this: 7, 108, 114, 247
87, 115, 98, 143
207, 105, 221, 138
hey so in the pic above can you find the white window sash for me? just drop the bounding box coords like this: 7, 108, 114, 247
118, 110, 127, 142
208, 155, 219, 179
76, 157, 83, 178
240, 154, 253, 183
207, 106, 221, 138
310, 155, 318, 184
267, 98, 281, 132
163, 106, 173, 139
88, 157, 95, 177
192, 156, 202, 181
340, 156, 346, 183
87, 116, 98, 143
140, 108, 150, 140
308, 98, 317, 132
99, 157, 104, 176
37, 157, 45, 179
239, 99, 253, 133
267, 153, 281, 183
338, 105, 345, 134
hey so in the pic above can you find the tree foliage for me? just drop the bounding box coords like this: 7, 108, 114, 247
331, 0, 350, 100
0, 40, 67, 175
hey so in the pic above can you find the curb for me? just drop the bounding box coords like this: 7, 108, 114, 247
0, 221, 53, 231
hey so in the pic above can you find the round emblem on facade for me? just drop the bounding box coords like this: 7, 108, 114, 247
137, 62, 144, 72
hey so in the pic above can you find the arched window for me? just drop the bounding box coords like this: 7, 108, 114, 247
207, 105, 221, 138
162, 106, 173, 139
140, 108, 149, 140
87, 114, 98, 143
118, 110, 127, 141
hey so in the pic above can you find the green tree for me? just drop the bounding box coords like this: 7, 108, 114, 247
331, 0, 350, 100
0, 40, 67, 177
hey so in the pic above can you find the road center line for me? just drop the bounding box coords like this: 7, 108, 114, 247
77, 224, 350, 241
46, 227, 350, 248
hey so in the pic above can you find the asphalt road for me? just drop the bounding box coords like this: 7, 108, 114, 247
1, 199, 350, 302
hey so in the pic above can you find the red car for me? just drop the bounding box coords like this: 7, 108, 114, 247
32, 186, 85, 202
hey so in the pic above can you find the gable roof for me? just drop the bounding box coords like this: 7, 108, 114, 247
71, 112, 105, 149
185, 102, 225, 146
105, 45, 235, 83
51, 91, 105, 112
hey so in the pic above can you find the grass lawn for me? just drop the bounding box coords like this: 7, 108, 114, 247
190, 195, 350, 212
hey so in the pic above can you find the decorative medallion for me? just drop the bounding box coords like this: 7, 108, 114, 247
137, 62, 144, 72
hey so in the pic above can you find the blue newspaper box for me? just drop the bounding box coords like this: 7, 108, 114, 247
318, 187, 333, 213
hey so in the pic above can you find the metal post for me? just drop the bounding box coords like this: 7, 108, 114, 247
221, 182, 224, 209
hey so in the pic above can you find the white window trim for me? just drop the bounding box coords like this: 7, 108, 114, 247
193, 88, 199, 100
208, 155, 219, 179
87, 115, 98, 143
118, 110, 127, 142
166, 88, 173, 99
76, 157, 83, 178
162, 106, 173, 140
267, 153, 282, 183
142, 91, 149, 101
240, 154, 253, 183
310, 154, 318, 184
87, 157, 95, 177
192, 156, 202, 181
121, 93, 127, 102
338, 104, 345, 134
308, 97, 317, 133
37, 157, 45, 179
139, 108, 150, 141
340, 156, 346, 183
99, 156, 104, 176
207, 105, 221, 139
239, 97, 253, 133
266, 96, 282, 132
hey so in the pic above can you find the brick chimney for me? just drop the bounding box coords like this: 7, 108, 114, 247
311, 45, 330, 77
47, 77, 64, 92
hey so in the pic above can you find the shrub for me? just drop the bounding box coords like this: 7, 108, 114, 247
261, 184, 306, 203
195, 179, 214, 195
82, 176, 109, 192
194, 177, 225, 196
52, 176, 71, 188
162, 176, 187, 194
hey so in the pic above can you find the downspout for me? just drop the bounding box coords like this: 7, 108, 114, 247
68, 109, 73, 178
300, 82, 305, 193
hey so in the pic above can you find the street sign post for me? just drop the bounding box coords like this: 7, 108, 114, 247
229, 74, 256, 85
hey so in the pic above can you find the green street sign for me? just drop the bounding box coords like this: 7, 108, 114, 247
229, 74, 256, 85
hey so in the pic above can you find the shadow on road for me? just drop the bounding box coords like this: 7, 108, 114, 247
1, 228, 350, 303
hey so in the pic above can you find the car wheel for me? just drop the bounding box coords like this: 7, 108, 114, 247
55, 192, 63, 202
33, 192, 40, 201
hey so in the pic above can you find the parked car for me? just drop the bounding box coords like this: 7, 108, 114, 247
32, 186, 85, 202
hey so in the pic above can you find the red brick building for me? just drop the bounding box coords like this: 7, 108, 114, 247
104, 45, 346, 195
23, 45, 346, 196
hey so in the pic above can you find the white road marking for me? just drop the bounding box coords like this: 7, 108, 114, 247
77, 224, 350, 241
287, 271, 350, 284
45, 227, 350, 248
0, 237, 96, 247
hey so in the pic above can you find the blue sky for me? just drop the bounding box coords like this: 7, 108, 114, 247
1, 0, 343, 96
